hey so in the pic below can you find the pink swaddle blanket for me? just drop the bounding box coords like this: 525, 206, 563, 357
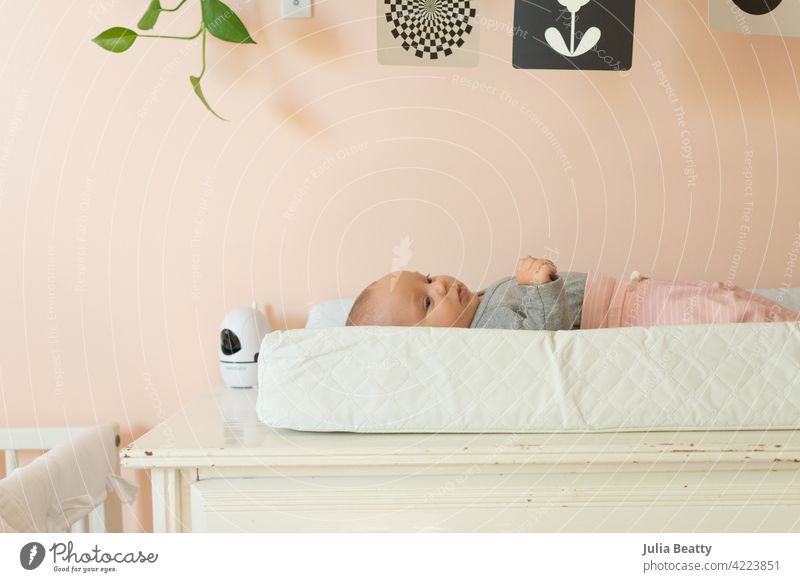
580, 271, 800, 329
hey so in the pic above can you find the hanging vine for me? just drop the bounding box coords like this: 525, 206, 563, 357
92, 0, 255, 120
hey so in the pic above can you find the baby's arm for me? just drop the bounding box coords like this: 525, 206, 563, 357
515, 257, 574, 330
518, 275, 574, 330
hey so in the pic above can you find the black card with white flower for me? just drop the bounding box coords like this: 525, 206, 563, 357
512, 0, 636, 71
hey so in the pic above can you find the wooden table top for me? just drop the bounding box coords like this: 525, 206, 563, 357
120, 387, 800, 470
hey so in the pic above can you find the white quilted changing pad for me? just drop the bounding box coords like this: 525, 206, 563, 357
257, 320, 800, 433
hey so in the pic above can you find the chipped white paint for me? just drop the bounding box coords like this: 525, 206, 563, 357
122, 389, 800, 532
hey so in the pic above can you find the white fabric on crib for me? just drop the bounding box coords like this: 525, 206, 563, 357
0, 424, 137, 532
0, 486, 33, 532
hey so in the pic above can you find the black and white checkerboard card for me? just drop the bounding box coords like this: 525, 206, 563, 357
512, 0, 635, 71
377, 0, 480, 66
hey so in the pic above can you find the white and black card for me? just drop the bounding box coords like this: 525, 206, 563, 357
377, 0, 480, 66
710, 0, 800, 37
512, 0, 636, 71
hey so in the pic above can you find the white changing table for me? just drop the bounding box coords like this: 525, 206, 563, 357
121, 388, 800, 533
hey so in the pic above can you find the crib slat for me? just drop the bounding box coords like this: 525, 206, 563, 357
0, 427, 92, 450
90, 505, 105, 533
72, 517, 85, 533
4, 449, 18, 478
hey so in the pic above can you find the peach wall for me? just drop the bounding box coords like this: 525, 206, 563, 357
0, 1, 799, 531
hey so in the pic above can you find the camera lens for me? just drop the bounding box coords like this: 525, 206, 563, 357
220, 329, 241, 356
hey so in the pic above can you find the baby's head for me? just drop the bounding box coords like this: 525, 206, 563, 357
346, 271, 480, 327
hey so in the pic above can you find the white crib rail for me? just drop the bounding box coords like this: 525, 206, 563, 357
0, 424, 123, 533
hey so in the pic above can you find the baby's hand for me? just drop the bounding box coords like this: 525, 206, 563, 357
516, 256, 558, 285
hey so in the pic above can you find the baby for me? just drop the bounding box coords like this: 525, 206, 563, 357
346, 256, 800, 329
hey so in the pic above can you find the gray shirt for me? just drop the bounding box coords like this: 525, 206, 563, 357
468, 272, 587, 331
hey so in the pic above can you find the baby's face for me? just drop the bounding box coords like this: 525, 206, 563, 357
370, 271, 480, 327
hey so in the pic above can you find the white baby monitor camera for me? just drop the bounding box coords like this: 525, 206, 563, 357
219, 304, 271, 389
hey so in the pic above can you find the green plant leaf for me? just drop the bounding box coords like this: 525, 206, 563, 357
189, 76, 227, 120
138, 0, 162, 30
92, 27, 138, 52
200, 0, 256, 44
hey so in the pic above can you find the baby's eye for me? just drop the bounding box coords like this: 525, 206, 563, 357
423, 273, 432, 312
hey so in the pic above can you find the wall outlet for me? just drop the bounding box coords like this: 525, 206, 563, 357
281, 0, 311, 18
